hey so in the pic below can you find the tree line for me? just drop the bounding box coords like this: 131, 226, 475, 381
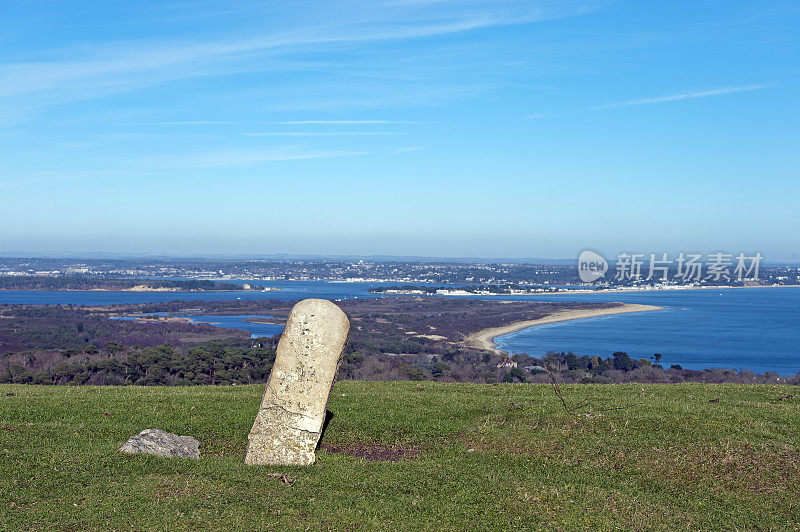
1, 342, 276, 386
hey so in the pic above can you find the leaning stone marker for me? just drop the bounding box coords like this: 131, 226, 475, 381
245, 298, 349, 466
119, 428, 200, 459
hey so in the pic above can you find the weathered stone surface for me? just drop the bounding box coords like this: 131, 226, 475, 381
245, 298, 349, 466
119, 428, 200, 459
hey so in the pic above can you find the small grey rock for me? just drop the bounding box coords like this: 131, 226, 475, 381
119, 428, 200, 459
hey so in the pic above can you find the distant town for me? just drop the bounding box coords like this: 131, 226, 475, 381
0, 256, 798, 292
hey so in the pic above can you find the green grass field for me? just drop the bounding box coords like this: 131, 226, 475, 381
1, 382, 798, 530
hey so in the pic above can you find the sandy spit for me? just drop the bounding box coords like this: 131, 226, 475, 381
463, 303, 663, 355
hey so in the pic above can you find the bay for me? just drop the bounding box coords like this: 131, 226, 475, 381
491, 287, 799, 376
1, 282, 798, 375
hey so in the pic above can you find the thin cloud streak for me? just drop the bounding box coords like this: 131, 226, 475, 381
243, 131, 400, 137
593, 84, 774, 110
0, 1, 605, 123
389, 146, 422, 154
135, 147, 370, 168
130, 121, 239, 125
276, 120, 398, 124
0, 5, 580, 98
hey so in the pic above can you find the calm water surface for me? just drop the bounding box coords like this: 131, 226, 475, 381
0, 280, 384, 305
2, 282, 798, 374
491, 288, 799, 375
113, 313, 285, 338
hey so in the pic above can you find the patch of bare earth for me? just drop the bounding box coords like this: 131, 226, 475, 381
320, 442, 421, 462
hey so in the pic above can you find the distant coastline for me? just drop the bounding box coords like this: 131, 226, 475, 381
464, 303, 663, 355
0, 287, 259, 292
498, 284, 800, 296
376, 284, 800, 297
0, 276, 282, 293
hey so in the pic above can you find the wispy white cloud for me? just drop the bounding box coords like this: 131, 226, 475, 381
128, 121, 238, 125
243, 131, 399, 136
275, 120, 399, 124
267, 83, 491, 111
0, 1, 605, 124
133, 147, 370, 168
3, 146, 370, 180
593, 84, 774, 110
389, 146, 423, 154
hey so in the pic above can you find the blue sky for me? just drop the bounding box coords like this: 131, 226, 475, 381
1, 0, 798, 259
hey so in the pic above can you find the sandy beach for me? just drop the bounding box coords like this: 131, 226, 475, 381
464, 303, 662, 355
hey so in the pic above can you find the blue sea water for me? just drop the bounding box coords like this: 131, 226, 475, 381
180, 315, 284, 338
0, 280, 389, 305
1, 282, 798, 375
113, 313, 285, 338
492, 288, 800, 376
